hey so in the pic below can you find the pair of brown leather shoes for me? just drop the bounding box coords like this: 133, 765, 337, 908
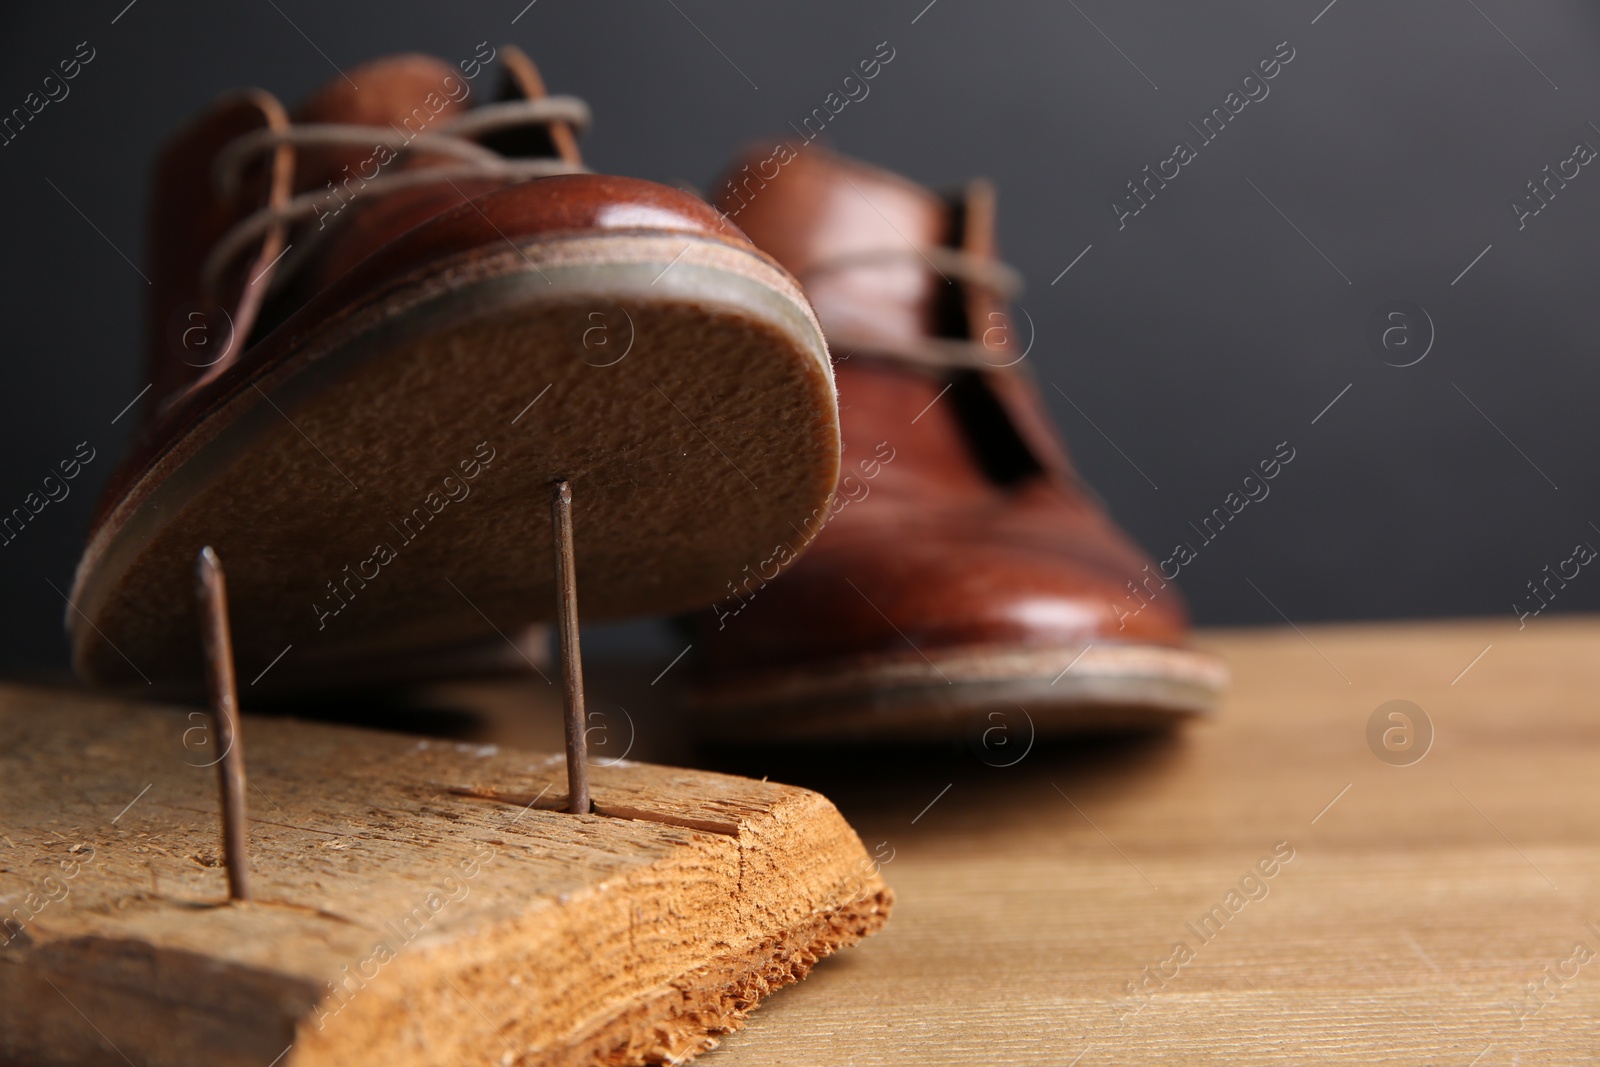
72, 48, 1224, 739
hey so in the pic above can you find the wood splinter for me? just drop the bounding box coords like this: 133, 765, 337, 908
550, 480, 591, 814
196, 546, 252, 901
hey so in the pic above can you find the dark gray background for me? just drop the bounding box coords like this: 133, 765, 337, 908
3, 0, 1597, 674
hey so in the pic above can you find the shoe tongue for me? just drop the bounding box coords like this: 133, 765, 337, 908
714, 146, 954, 348
290, 53, 475, 192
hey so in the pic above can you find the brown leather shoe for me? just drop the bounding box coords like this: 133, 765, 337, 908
684, 147, 1227, 741
70, 50, 838, 691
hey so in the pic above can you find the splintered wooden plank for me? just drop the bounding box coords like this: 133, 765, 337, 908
0, 684, 891, 1067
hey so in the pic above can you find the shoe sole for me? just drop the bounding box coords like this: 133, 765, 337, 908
686, 642, 1229, 742
72, 232, 837, 689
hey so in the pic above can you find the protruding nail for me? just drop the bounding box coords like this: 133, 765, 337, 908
196, 546, 252, 901
550, 481, 590, 814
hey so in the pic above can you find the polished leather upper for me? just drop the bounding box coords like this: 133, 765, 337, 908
695, 147, 1190, 674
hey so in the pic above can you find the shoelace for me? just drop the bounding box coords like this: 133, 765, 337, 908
201, 95, 592, 303
802, 241, 1102, 498
798, 246, 1028, 371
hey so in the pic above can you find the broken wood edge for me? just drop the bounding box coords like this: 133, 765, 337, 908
505, 884, 893, 1067
276, 786, 895, 1067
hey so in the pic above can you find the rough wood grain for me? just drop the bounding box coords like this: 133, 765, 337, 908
0, 686, 891, 1067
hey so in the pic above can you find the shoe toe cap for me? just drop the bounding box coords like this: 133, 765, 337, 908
699, 506, 1190, 672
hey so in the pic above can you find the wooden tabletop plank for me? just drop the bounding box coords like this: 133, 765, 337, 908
673, 617, 1600, 1065
10, 615, 1594, 1065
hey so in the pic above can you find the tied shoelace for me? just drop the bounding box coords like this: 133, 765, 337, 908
201, 95, 592, 303
797, 246, 1029, 372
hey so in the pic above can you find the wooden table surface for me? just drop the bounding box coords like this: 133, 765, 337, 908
435, 616, 1600, 1065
